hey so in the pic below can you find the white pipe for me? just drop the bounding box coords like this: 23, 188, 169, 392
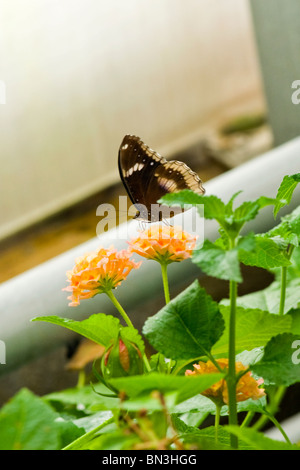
0, 137, 300, 375
265, 413, 300, 443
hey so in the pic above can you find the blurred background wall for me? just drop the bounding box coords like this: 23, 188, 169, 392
0, 0, 266, 241
250, 0, 300, 146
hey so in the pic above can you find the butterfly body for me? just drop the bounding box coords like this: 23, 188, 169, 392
118, 135, 205, 222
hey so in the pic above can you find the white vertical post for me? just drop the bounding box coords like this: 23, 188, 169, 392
250, 0, 300, 145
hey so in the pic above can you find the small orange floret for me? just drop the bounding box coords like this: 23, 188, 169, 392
128, 225, 197, 264
185, 358, 265, 406
63, 246, 141, 306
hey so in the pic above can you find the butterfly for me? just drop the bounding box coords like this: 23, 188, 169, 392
118, 134, 205, 222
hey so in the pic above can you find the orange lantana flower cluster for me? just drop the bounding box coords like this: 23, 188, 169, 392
185, 359, 265, 406
128, 225, 197, 264
63, 226, 196, 306
63, 246, 141, 306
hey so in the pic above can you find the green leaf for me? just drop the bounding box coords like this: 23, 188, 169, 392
160, 191, 229, 230
32, 314, 144, 353
174, 416, 292, 450
225, 196, 276, 238
110, 372, 223, 404
224, 278, 300, 315
159, 189, 203, 207
54, 418, 85, 449
236, 231, 256, 251
236, 347, 265, 367
45, 383, 119, 411
251, 333, 300, 386
289, 309, 300, 334
279, 205, 300, 240
233, 201, 260, 225
268, 205, 300, 247
143, 280, 225, 360
161, 190, 275, 240
175, 393, 266, 416
62, 412, 115, 450
274, 173, 300, 217
32, 313, 119, 346
202, 195, 229, 222
45, 384, 104, 406
192, 240, 242, 282
0, 389, 82, 450
192, 233, 257, 283
225, 190, 243, 212
159, 190, 225, 219
118, 393, 178, 412
256, 195, 279, 210
224, 425, 299, 450
212, 306, 292, 356
269, 245, 300, 284
84, 430, 139, 450
73, 411, 114, 433
172, 419, 234, 450
239, 235, 291, 269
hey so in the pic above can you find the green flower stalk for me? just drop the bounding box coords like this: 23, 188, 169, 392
128, 224, 197, 305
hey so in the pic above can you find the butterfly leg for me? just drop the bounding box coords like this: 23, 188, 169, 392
137, 220, 146, 231
162, 218, 172, 227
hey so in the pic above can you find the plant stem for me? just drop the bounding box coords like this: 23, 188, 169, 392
226, 236, 238, 449
279, 266, 287, 316
215, 404, 222, 443
279, 244, 294, 316
253, 385, 286, 431
77, 369, 86, 388
266, 412, 292, 445
106, 289, 134, 328
267, 244, 294, 428
160, 262, 171, 372
161, 262, 171, 304
62, 417, 114, 450
241, 411, 255, 428
227, 277, 238, 449
105, 289, 151, 372
250, 244, 293, 435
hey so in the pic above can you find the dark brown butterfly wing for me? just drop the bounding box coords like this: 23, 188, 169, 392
118, 134, 205, 222
118, 135, 164, 208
